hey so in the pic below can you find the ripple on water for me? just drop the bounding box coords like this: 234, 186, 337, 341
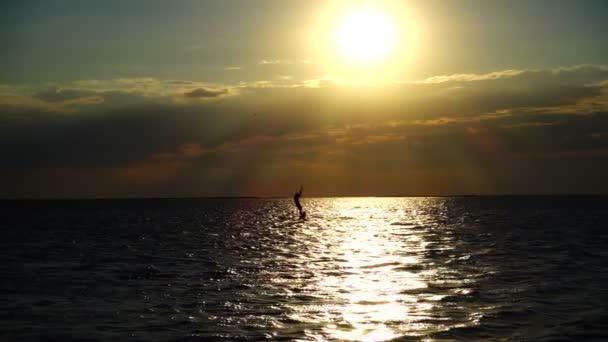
1, 197, 608, 340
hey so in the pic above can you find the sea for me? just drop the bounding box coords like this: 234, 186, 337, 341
1, 196, 607, 341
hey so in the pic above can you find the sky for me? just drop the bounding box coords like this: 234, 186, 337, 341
1, 0, 608, 197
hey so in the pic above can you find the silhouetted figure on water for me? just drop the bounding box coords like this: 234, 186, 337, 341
294, 185, 306, 220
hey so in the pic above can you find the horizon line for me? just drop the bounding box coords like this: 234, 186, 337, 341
2, 193, 608, 201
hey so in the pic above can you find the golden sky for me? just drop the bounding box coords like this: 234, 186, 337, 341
1, 0, 608, 197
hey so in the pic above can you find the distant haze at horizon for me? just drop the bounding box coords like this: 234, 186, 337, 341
2, 0, 608, 198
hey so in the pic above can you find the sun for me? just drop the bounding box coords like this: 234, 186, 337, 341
335, 7, 397, 67
311, 1, 418, 82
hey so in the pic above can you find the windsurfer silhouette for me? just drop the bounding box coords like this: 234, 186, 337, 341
293, 185, 306, 219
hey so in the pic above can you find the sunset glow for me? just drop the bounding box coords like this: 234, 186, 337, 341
1, 0, 607, 197
2, 2, 608, 342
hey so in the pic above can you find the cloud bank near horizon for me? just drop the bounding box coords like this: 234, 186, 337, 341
2, 65, 608, 197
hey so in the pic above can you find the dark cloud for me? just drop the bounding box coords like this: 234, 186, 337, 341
184, 87, 228, 98
2, 65, 608, 196
0, 103, 243, 169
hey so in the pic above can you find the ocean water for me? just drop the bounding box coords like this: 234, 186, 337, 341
1, 197, 607, 341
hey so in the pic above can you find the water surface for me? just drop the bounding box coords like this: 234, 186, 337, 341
2, 197, 607, 341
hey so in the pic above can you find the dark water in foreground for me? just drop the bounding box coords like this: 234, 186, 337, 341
1, 197, 607, 341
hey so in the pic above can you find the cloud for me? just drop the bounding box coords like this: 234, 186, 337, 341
2, 65, 608, 196
417, 64, 608, 85
258, 59, 285, 65
418, 69, 526, 84
0, 78, 240, 115
591, 132, 608, 140
0, 86, 105, 115
164, 80, 196, 85
184, 87, 229, 98
34, 87, 98, 102
258, 59, 312, 65
112, 143, 206, 185
516, 148, 608, 160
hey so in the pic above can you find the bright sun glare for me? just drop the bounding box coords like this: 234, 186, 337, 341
335, 7, 397, 67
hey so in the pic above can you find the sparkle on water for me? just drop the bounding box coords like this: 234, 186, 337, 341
5, 196, 606, 340
257, 198, 475, 341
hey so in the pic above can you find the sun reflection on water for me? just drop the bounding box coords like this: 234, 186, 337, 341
285, 198, 446, 341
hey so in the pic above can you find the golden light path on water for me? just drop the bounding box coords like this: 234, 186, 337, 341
268, 198, 463, 341
5, 197, 604, 340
